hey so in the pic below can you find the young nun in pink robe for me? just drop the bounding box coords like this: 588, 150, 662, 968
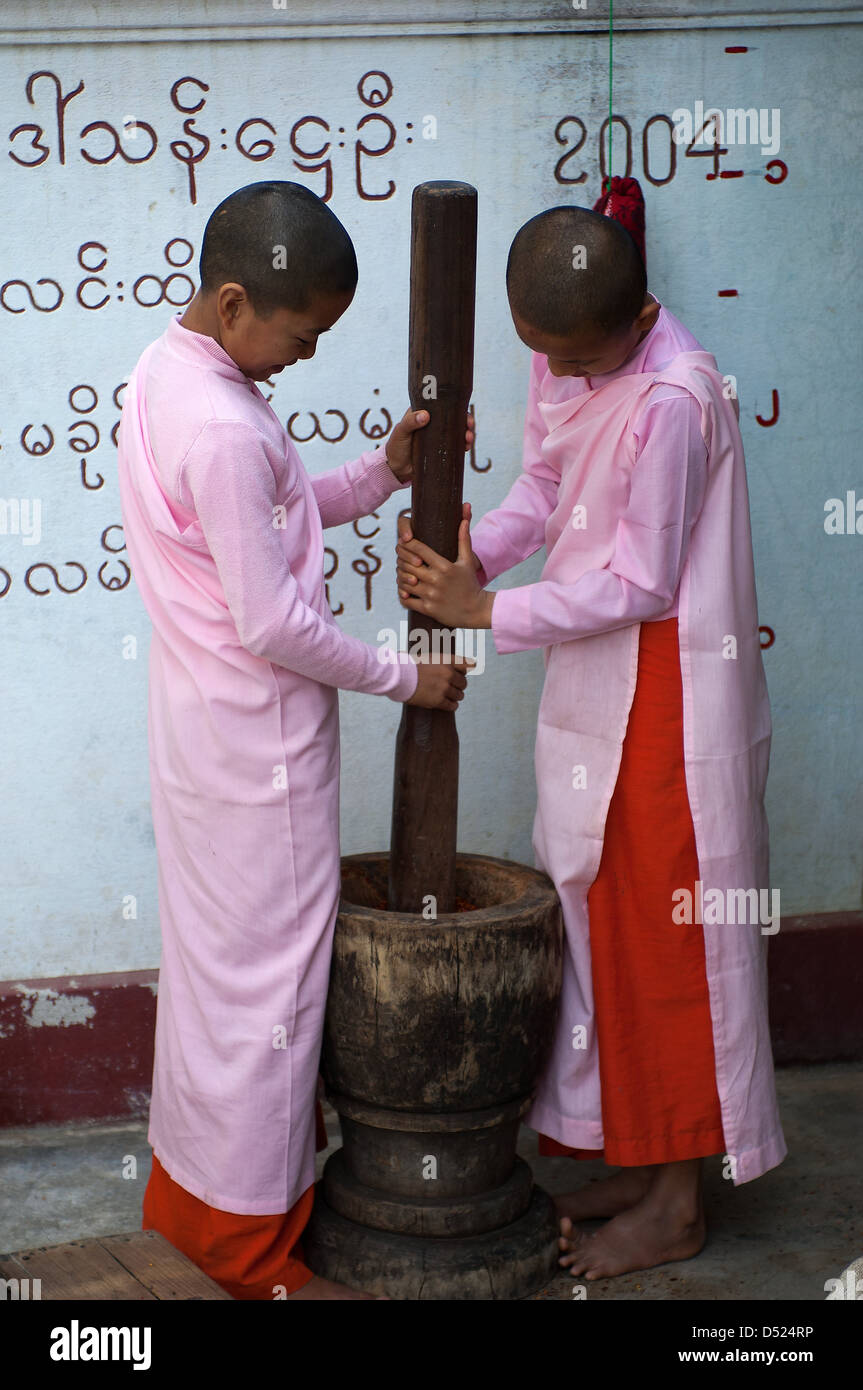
118, 181, 472, 1301
396, 202, 786, 1281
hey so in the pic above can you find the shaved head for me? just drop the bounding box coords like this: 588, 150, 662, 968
199, 180, 357, 318
506, 205, 647, 337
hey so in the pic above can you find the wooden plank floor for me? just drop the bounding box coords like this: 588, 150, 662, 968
0, 1230, 232, 1300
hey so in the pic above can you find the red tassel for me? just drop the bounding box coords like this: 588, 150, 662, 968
592, 175, 647, 269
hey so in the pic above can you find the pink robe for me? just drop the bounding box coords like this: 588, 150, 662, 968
117, 314, 416, 1214
470, 305, 786, 1184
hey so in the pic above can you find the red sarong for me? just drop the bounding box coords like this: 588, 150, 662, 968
538, 617, 725, 1166
142, 1098, 329, 1298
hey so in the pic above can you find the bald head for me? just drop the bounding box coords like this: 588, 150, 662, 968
199, 180, 357, 318
506, 205, 646, 338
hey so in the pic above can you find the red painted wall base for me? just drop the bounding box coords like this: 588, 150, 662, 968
1, 913, 861, 1128
0, 971, 158, 1127
767, 912, 863, 1064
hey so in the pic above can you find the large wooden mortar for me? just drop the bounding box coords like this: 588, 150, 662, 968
305, 181, 563, 1298
304, 852, 563, 1299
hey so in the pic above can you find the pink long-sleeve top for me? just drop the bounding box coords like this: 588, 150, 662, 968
471, 303, 709, 654
144, 314, 417, 700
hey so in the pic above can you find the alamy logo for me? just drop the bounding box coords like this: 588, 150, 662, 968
670, 101, 780, 157
377, 619, 485, 674
824, 1266, 862, 1300
672, 882, 780, 935
49, 1321, 152, 1371
0, 497, 41, 545
824, 492, 863, 534
0, 1277, 41, 1299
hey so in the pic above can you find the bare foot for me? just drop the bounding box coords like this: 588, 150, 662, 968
554, 1166, 653, 1221
287, 1274, 388, 1300
558, 1158, 707, 1280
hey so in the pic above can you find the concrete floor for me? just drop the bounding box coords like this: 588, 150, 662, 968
0, 1061, 859, 1300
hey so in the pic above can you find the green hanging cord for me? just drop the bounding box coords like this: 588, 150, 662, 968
606, 0, 613, 196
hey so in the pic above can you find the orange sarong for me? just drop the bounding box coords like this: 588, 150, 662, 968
538, 616, 725, 1167
142, 1098, 329, 1299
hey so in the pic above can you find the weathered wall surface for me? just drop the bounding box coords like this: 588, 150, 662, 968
1, 2, 860, 980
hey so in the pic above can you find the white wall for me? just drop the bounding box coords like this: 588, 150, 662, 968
1, 1, 861, 979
